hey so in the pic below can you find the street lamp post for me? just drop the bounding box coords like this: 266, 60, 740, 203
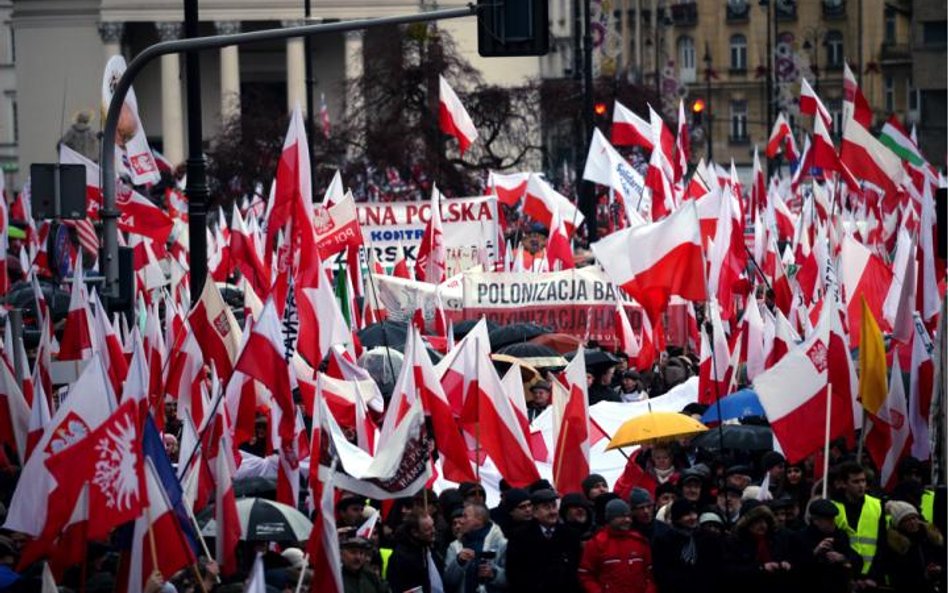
703, 43, 713, 162
759, 0, 774, 177
183, 0, 209, 303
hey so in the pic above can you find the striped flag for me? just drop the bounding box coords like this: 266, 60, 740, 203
878, 115, 927, 168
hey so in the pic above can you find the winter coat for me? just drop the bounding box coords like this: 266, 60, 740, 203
651, 527, 714, 593
444, 522, 507, 593
387, 534, 444, 593
506, 521, 583, 593
721, 527, 794, 593
342, 568, 390, 593
577, 526, 656, 593
788, 524, 861, 593
881, 522, 946, 593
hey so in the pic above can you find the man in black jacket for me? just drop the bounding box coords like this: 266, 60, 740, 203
505, 489, 583, 593
789, 499, 861, 593
387, 510, 444, 593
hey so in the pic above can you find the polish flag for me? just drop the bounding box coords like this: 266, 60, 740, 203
765, 113, 799, 161
187, 278, 242, 383
229, 207, 270, 297
0, 351, 29, 464
4, 354, 115, 536
143, 303, 166, 425
643, 144, 675, 220
739, 299, 766, 381
750, 148, 767, 214
58, 144, 103, 220
753, 294, 849, 462
165, 326, 206, 428
765, 309, 800, 369
843, 63, 873, 130
91, 291, 129, 395
769, 236, 794, 317
305, 458, 344, 593
546, 207, 574, 270
612, 100, 654, 150
583, 128, 647, 223
266, 104, 317, 259
415, 186, 447, 284
866, 349, 911, 490
883, 229, 917, 344
474, 350, 541, 487
296, 254, 350, 368
24, 379, 49, 462
500, 365, 548, 462
909, 317, 934, 460
697, 300, 732, 405
488, 171, 530, 206
839, 234, 893, 347
439, 75, 478, 154
916, 184, 940, 324
116, 182, 174, 245
552, 348, 591, 495
58, 258, 94, 361
649, 105, 677, 183
523, 174, 584, 234
590, 200, 706, 325
674, 100, 690, 180
799, 78, 833, 131
235, 299, 295, 445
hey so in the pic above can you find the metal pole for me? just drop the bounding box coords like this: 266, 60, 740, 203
765, 0, 774, 178
99, 5, 477, 299
304, 0, 316, 192
704, 44, 713, 163
580, 0, 598, 243
184, 0, 208, 305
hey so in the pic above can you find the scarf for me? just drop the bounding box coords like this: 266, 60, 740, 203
753, 532, 773, 564
654, 466, 676, 484
460, 523, 493, 592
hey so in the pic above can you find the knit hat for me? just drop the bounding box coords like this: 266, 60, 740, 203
762, 451, 786, 471
807, 498, 839, 519
699, 512, 724, 526
503, 488, 531, 511
604, 498, 631, 522
581, 473, 608, 496
886, 500, 921, 528
530, 488, 559, 505
630, 487, 653, 507
560, 492, 593, 511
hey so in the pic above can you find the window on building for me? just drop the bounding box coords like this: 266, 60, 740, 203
884, 9, 896, 44
908, 76, 919, 111
730, 100, 747, 140
884, 76, 895, 113
825, 30, 844, 68
678, 35, 696, 82
922, 21, 947, 46
730, 34, 747, 71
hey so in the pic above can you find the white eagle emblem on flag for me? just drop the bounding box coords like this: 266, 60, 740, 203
806, 340, 829, 373
92, 411, 141, 511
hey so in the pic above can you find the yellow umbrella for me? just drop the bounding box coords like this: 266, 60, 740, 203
606, 411, 709, 449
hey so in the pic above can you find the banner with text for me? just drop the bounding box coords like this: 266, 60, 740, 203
461, 268, 644, 348
357, 196, 499, 274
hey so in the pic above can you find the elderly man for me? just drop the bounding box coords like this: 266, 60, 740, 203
506, 489, 583, 593
444, 503, 507, 593
340, 535, 389, 593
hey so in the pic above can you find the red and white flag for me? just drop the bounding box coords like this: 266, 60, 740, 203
612, 100, 654, 150
230, 206, 270, 297
438, 75, 478, 154
583, 129, 647, 223
306, 458, 343, 593
102, 56, 160, 186
840, 112, 903, 197
266, 104, 318, 261
765, 113, 799, 161
0, 348, 29, 464
58, 258, 95, 361
909, 316, 934, 460
866, 349, 911, 490
839, 233, 893, 347
187, 278, 242, 383
697, 299, 732, 405
546, 207, 574, 270
523, 174, 584, 234
614, 300, 640, 361
296, 255, 350, 368
590, 200, 706, 325
843, 63, 873, 130
488, 171, 530, 206
552, 348, 591, 495
415, 186, 447, 284
799, 78, 833, 131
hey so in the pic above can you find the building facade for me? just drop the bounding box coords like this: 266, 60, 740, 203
10, 0, 542, 187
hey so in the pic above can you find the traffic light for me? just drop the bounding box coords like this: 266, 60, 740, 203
594, 102, 608, 117
691, 98, 705, 126
477, 0, 549, 57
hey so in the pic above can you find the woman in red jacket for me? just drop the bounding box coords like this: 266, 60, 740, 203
578, 499, 657, 593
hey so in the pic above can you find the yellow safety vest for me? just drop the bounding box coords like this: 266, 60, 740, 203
921, 489, 935, 524
833, 495, 882, 574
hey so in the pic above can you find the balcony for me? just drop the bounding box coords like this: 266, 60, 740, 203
775, 1, 797, 21
822, 0, 846, 19
669, 3, 698, 26
880, 42, 911, 63
729, 135, 751, 145
726, 2, 750, 22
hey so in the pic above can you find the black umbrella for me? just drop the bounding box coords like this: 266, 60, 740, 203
358, 320, 409, 350
232, 477, 277, 499
489, 323, 553, 350
453, 318, 499, 340
199, 497, 312, 543
566, 348, 620, 369
496, 342, 568, 369
691, 424, 773, 451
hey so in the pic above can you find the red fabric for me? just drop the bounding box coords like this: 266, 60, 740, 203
578, 527, 657, 593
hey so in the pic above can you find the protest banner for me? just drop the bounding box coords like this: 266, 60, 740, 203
357, 196, 499, 273
461, 267, 644, 348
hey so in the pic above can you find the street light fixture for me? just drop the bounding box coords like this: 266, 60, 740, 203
702, 42, 713, 162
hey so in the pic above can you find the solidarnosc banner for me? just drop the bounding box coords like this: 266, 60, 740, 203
357, 196, 499, 273
461, 267, 643, 347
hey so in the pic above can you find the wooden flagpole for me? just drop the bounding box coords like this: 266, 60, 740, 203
821, 383, 833, 499
293, 554, 310, 593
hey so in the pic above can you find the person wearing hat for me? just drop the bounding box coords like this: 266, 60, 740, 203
618, 370, 648, 402
559, 493, 595, 541
527, 381, 552, 422
678, 470, 707, 507
337, 495, 368, 529
628, 487, 668, 542
457, 482, 487, 507
340, 535, 388, 593
581, 474, 609, 503
786, 499, 860, 593
388, 509, 444, 593
652, 500, 703, 593
880, 500, 945, 593
506, 489, 583, 593
761, 451, 786, 495
494, 488, 534, 537
578, 499, 656, 593
444, 502, 507, 593
721, 504, 794, 593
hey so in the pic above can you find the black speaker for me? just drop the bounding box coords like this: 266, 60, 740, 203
477, 0, 549, 57
937, 187, 946, 260
29, 163, 87, 220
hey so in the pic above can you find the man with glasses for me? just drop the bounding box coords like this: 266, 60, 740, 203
506, 489, 583, 593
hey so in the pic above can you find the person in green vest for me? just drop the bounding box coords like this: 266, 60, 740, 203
831, 461, 887, 589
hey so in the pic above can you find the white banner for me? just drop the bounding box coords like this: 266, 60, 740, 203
357, 196, 499, 274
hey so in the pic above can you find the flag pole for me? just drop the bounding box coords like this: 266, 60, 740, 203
293, 553, 310, 593
144, 505, 161, 584
474, 334, 481, 482
821, 383, 833, 499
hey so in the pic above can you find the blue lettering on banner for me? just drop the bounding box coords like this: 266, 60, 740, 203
369, 229, 426, 242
